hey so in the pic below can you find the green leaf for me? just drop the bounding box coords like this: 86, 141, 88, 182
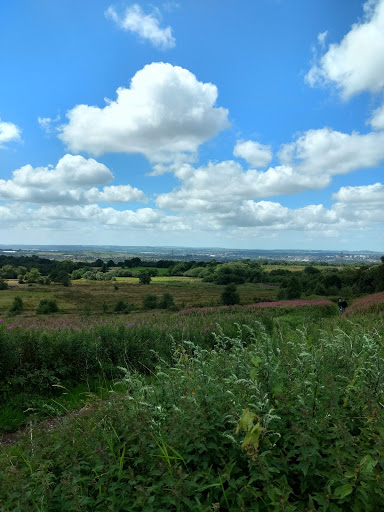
334, 483, 353, 499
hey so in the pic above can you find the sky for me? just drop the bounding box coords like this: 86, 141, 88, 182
0, 0, 383, 251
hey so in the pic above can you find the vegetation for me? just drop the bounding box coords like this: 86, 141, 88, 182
1, 253, 384, 509
36, 299, 59, 315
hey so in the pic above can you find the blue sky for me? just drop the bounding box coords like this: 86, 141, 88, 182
0, 0, 383, 250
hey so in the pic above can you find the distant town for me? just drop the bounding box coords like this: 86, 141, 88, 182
0, 245, 381, 264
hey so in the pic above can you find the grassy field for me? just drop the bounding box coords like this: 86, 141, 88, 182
0, 277, 278, 316
1, 284, 384, 510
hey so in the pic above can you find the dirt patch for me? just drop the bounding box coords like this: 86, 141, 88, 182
0, 405, 94, 447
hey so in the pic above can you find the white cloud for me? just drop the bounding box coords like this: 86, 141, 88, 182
369, 103, 384, 130
0, 118, 21, 147
157, 124, 384, 214
0, 203, 189, 233
317, 31, 328, 47
105, 4, 175, 49
233, 140, 272, 167
0, 154, 146, 205
38, 115, 61, 134
59, 63, 229, 165
306, 0, 384, 99
332, 182, 384, 205
278, 127, 384, 177
157, 160, 329, 213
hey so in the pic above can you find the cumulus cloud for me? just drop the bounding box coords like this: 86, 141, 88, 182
0, 203, 189, 233
157, 123, 384, 215
105, 4, 175, 49
0, 154, 146, 205
59, 63, 229, 165
233, 140, 272, 167
332, 182, 384, 205
0, 118, 21, 147
306, 0, 384, 98
278, 127, 384, 177
156, 160, 330, 214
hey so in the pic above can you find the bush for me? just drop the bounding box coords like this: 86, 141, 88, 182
221, 283, 240, 305
36, 299, 59, 315
142, 293, 158, 309
159, 292, 175, 310
114, 300, 134, 314
9, 296, 24, 316
0, 278, 8, 290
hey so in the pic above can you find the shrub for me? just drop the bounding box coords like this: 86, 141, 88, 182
221, 283, 240, 305
0, 278, 8, 290
142, 293, 158, 309
36, 299, 59, 315
159, 292, 175, 309
114, 300, 133, 314
9, 296, 24, 316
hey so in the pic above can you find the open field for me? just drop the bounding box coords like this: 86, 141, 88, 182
0, 277, 278, 316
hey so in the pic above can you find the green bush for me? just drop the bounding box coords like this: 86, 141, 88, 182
159, 292, 175, 309
142, 293, 158, 309
221, 283, 240, 305
36, 299, 59, 315
9, 296, 24, 316
0, 278, 8, 290
114, 300, 134, 313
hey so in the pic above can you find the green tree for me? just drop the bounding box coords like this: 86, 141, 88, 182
139, 271, 151, 285
25, 268, 42, 284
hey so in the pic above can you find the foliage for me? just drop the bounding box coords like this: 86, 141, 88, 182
114, 300, 134, 314
9, 296, 24, 316
159, 292, 176, 309
138, 270, 152, 284
142, 293, 158, 309
0, 277, 8, 290
36, 299, 59, 315
221, 283, 241, 305
1, 319, 383, 510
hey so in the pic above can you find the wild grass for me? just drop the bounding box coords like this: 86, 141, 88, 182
0, 315, 383, 510
0, 278, 278, 316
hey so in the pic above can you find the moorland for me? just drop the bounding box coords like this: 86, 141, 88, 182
0, 254, 384, 511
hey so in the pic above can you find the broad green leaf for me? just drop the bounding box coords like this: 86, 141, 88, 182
334, 483, 353, 499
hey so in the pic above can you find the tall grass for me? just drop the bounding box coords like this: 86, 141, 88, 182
1, 319, 383, 510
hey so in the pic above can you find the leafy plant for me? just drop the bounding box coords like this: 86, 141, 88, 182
36, 299, 59, 315
9, 296, 24, 316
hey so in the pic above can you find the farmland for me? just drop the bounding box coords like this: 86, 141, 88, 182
0, 256, 384, 510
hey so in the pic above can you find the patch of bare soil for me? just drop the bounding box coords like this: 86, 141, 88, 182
0, 405, 94, 447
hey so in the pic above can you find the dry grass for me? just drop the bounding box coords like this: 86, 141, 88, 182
0, 277, 277, 316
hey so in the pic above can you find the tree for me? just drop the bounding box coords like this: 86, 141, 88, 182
24, 268, 42, 284
221, 284, 240, 306
139, 271, 151, 285
284, 276, 302, 299
0, 278, 8, 290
